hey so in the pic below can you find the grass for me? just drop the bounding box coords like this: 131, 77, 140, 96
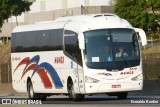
142, 44, 160, 54
141, 44, 160, 80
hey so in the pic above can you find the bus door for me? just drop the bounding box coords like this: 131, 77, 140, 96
63, 26, 85, 93
77, 65, 85, 93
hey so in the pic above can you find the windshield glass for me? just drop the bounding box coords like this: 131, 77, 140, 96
83, 28, 140, 70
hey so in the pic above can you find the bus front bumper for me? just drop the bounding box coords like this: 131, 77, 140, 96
84, 80, 143, 94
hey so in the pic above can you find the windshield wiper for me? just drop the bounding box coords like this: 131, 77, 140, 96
121, 57, 130, 66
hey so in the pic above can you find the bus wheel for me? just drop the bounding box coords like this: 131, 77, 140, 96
68, 81, 84, 101
27, 81, 39, 100
117, 92, 128, 100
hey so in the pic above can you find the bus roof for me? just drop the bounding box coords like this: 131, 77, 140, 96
54, 13, 132, 28
12, 21, 65, 33
12, 13, 133, 33
54, 13, 119, 22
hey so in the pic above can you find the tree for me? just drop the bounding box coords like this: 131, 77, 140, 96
114, 0, 160, 38
0, 0, 35, 30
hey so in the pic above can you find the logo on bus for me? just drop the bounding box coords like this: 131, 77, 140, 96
130, 67, 137, 70
12, 57, 21, 61
98, 72, 112, 76
13, 55, 63, 89
120, 71, 134, 75
54, 57, 64, 64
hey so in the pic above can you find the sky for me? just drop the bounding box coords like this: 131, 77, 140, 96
9, 0, 110, 23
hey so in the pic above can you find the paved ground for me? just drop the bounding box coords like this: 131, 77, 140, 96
0, 81, 160, 97
0, 83, 27, 97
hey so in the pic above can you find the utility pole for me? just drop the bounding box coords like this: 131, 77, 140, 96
81, 5, 88, 15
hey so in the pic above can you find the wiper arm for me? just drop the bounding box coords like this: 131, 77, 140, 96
121, 56, 130, 66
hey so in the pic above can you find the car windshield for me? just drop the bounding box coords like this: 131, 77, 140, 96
83, 28, 140, 70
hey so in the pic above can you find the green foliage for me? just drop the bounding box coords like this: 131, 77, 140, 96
0, 16, 2, 29
114, 0, 160, 38
0, 0, 35, 29
9, 0, 33, 16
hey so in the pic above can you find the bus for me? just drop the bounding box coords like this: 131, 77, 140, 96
11, 13, 147, 101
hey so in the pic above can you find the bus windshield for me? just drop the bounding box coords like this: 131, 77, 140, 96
83, 28, 140, 70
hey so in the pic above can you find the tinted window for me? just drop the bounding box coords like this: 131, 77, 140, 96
11, 29, 63, 52
64, 30, 82, 66
83, 28, 140, 70
12, 33, 24, 52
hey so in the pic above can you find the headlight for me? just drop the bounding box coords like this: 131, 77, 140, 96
85, 76, 100, 83
131, 73, 143, 81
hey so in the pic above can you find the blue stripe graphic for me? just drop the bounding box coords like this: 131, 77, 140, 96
31, 62, 63, 88
23, 55, 40, 72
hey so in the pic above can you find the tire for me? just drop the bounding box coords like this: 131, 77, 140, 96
27, 81, 39, 100
117, 92, 128, 100
68, 81, 84, 101
27, 81, 47, 101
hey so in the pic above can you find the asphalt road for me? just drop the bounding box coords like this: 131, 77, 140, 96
0, 95, 160, 107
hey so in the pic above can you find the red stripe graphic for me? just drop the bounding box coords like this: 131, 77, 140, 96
13, 57, 30, 74
21, 64, 37, 79
37, 68, 53, 89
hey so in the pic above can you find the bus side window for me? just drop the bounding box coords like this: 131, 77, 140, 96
64, 31, 82, 66
12, 32, 25, 52
12, 29, 63, 53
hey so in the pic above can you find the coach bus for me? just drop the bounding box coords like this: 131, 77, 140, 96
11, 13, 147, 101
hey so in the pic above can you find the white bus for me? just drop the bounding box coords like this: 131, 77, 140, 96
11, 13, 147, 101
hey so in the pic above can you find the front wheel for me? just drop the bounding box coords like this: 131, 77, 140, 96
27, 81, 39, 100
68, 81, 84, 101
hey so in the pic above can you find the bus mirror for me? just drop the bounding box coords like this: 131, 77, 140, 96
78, 33, 85, 50
134, 28, 147, 46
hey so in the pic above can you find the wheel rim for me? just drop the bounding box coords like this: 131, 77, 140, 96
29, 83, 34, 98
68, 81, 75, 99
71, 85, 75, 98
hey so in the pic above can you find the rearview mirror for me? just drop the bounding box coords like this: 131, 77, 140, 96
78, 33, 85, 50
134, 28, 147, 46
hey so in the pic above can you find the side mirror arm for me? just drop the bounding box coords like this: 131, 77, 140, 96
78, 33, 85, 50
134, 28, 147, 46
